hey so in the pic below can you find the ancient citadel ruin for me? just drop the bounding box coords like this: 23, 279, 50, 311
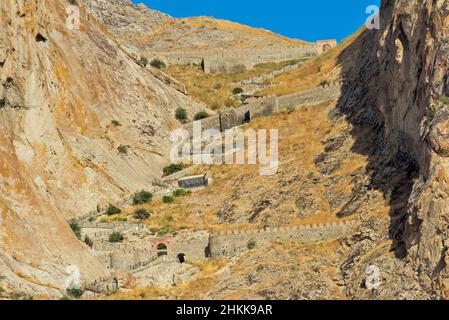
183, 85, 341, 135
153, 40, 337, 74
77, 216, 357, 294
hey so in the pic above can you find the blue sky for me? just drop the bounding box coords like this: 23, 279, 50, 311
134, 0, 381, 42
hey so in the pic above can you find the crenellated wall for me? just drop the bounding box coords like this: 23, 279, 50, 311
153, 46, 318, 74
210, 221, 356, 258
183, 85, 340, 135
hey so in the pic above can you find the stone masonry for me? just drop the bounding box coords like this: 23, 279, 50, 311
183, 85, 341, 135
210, 221, 356, 258
153, 41, 336, 74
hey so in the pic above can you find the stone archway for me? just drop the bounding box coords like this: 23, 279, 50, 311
150, 235, 174, 256
243, 110, 251, 124
316, 40, 337, 55
323, 44, 332, 52
177, 253, 186, 263
113, 278, 119, 291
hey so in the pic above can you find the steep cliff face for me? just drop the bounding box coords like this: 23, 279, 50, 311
0, 0, 202, 296
337, 0, 449, 298
374, 0, 449, 297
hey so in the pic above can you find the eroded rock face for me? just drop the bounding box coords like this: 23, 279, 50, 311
377, 0, 449, 297
429, 107, 449, 157
339, 0, 449, 298
0, 0, 203, 296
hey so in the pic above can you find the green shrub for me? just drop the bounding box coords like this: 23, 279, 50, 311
162, 195, 175, 204
173, 189, 191, 197
111, 120, 121, 127
163, 163, 183, 176
66, 288, 84, 299
156, 226, 172, 237
69, 220, 81, 240
117, 145, 128, 155
319, 79, 330, 88
140, 56, 149, 67
150, 59, 166, 69
211, 104, 220, 111
175, 107, 188, 122
194, 111, 209, 121
133, 191, 153, 205
109, 231, 124, 243
106, 205, 121, 215
232, 87, 244, 95
440, 95, 449, 105
134, 209, 151, 221
247, 240, 256, 250
88, 216, 96, 222
112, 217, 128, 222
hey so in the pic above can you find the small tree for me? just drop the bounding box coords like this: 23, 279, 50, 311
194, 111, 209, 121
140, 56, 149, 67
162, 195, 175, 204
117, 145, 128, 155
66, 288, 84, 299
69, 220, 81, 240
133, 191, 153, 205
134, 209, 151, 221
109, 231, 124, 243
106, 205, 121, 215
175, 107, 188, 123
163, 163, 183, 176
247, 240, 257, 250
111, 120, 121, 127
232, 87, 244, 95
150, 59, 166, 69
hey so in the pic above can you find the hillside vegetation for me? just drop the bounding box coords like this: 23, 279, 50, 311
164, 60, 302, 108
260, 29, 364, 96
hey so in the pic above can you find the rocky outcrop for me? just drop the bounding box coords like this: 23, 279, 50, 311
0, 0, 203, 296
335, 0, 449, 298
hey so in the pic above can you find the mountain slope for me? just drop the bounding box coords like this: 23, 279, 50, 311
81, 0, 311, 58
0, 0, 202, 296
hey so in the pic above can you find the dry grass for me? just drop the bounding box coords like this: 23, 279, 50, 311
182, 17, 309, 47
108, 259, 227, 300
108, 100, 369, 233
164, 60, 303, 108
260, 29, 363, 96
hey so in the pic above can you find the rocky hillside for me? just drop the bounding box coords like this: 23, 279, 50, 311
1, 0, 449, 300
0, 0, 203, 296
354, 0, 449, 298
109, 0, 449, 300
81, 0, 310, 59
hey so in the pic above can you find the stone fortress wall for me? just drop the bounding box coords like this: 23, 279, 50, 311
77, 209, 355, 293
210, 221, 356, 259
183, 85, 341, 135
80, 219, 355, 272
153, 44, 325, 74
